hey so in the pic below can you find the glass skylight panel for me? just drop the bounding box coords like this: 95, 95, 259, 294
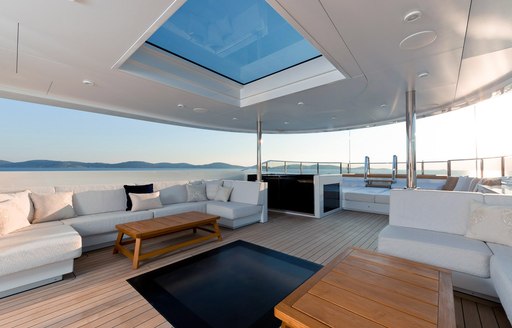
147, 0, 321, 84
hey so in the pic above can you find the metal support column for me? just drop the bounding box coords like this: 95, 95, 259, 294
256, 114, 262, 182
406, 90, 417, 189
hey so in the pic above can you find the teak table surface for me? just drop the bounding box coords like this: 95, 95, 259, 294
113, 211, 221, 269
275, 248, 455, 328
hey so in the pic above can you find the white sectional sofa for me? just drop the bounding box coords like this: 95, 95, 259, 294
341, 177, 446, 214
0, 179, 267, 298
378, 189, 512, 322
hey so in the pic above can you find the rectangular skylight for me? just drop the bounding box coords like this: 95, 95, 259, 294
146, 0, 321, 85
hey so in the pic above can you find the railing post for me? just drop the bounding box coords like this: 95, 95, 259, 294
340, 163, 343, 174
347, 163, 351, 174
480, 158, 484, 178
317, 163, 320, 174
284, 161, 287, 174
502, 157, 506, 177
300, 162, 303, 174
265, 161, 268, 172
256, 115, 262, 181
421, 161, 425, 176
447, 160, 452, 177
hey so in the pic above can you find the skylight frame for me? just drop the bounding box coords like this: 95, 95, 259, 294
145, 0, 323, 85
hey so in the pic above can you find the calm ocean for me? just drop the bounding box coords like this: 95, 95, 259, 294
0, 168, 247, 190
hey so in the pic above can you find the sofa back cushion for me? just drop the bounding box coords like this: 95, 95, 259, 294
389, 189, 483, 235
31, 191, 76, 223
223, 180, 262, 205
157, 184, 188, 205
56, 185, 126, 216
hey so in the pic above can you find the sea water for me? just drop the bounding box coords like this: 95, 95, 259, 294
0, 168, 246, 190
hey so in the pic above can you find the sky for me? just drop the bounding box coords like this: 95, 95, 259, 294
0, 91, 511, 167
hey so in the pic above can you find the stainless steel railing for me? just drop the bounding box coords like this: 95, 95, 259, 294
260, 155, 512, 178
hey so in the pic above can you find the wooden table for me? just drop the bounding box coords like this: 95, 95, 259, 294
275, 248, 455, 328
113, 211, 222, 269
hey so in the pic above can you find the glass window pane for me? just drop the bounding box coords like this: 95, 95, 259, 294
147, 0, 321, 84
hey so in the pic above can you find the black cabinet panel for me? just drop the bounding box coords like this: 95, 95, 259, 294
323, 183, 340, 213
248, 174, 315, 214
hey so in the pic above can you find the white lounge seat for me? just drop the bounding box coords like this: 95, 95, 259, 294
379, 225, 493, 277
0, 224, 81, 298
378, 188, 512, 322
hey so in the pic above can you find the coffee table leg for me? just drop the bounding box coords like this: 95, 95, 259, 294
113, 231, 124, 254
193, 227, 197, 233
133, 238, 142, 269
213, 221, 222, 241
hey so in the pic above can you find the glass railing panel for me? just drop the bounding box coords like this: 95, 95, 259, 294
420, 162, 447, 176
265, 161, 285, 173
450, 159, 478, 177
318, 163, 342, 174
284, 162, 301, 174
481, 157, 501, 178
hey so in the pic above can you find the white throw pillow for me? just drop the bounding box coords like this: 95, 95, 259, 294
206, 180, 223, 200
465, 201, 512, 246
130, 191, 163, 211
30, 192, 76, 223
0, 198, 31, 236
186, 183, 207, 202
0, 190, 32, 223
214, 186, 233, 202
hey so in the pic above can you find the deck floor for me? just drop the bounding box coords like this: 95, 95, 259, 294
0, 210, 509, 327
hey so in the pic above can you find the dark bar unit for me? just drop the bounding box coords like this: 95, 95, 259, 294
247, 174, 340, 215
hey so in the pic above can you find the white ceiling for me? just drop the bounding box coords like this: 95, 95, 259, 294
0, 0, 511, 133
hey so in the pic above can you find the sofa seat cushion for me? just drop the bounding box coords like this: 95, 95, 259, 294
62, 210, 153, 236
151, 202, 207, 218
374, 194, 390, 204
0, 224, 81, 276
207, 201, 261, 220
16, 221, 64, 232
378, 225, 492, 278
488, 243, 512, 321
344, 191, 374, 203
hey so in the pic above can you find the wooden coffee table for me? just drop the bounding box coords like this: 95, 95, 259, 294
113, 211, 222, 269
275, 248, 455, 328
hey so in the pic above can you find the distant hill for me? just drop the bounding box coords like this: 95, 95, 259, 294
0, 160, 246, 170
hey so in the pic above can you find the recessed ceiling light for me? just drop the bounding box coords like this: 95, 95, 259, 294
284, 121, 289, 125
331, 116, 336, 120
297, 101, 304, 106
379, 104, 388, 109
177, 104, 184, 108
404, 10, 422, 23
417, 72, 429, 78
192, 107, 208, 113
232, 117, 238, 120
82, 80, 95, 86
399, 31, 437, 50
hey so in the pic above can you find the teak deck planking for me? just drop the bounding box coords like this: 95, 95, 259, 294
0, 210, 509, 328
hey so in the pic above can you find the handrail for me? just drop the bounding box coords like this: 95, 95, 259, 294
258, 155, 512, 178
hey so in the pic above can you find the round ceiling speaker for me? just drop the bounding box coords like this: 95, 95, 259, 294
399, 31, 437, 50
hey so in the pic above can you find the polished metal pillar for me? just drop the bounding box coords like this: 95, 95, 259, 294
406, 90, 417, 189
256, 114, 262, 182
